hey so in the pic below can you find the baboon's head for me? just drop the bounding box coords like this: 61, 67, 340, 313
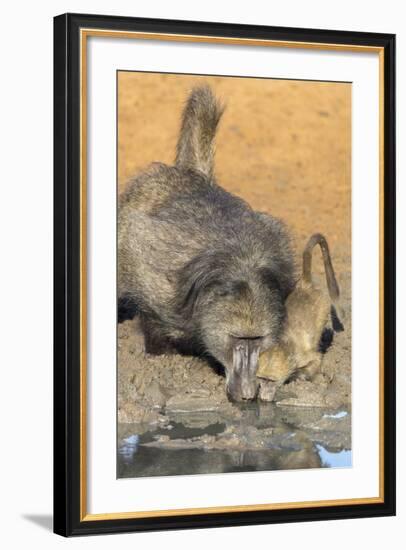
176, 250, 288, 402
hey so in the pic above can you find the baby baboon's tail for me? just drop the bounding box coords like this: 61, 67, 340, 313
303, 233, 340, 303
175, 86, 224, 179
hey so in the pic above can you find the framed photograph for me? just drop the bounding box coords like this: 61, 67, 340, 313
53, 13, 396, 536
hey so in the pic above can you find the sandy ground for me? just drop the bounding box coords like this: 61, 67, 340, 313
116, 72, 351, 464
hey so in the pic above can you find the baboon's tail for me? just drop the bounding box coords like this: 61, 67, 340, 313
303, 233, 340, 303
175, 86, 224, 179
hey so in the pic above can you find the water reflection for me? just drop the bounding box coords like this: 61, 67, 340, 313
316, 444, 352, 468
118, 434, 140, 464
117, 405, 351, 478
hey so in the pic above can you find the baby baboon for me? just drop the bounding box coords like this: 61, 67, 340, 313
257, 233, 342, 401
118, 86, 296, 402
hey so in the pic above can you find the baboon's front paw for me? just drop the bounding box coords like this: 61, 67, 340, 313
258, 379, 278, 402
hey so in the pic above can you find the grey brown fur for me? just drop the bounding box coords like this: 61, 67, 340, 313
257, 233, 342, 401
175, 86, 224, 178
118, 85, 295, 402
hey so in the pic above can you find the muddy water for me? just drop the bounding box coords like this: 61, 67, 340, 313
117, 404, 351, 478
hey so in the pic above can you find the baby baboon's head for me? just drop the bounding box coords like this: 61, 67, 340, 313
176, 250, 287, 402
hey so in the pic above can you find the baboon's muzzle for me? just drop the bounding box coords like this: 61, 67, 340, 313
227, 337, 262, 401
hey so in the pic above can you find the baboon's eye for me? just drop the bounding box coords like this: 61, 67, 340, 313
211, 283, 231, 297
215, 289, 230, 297
258, 267, 281, 292
213, 280, 248, 298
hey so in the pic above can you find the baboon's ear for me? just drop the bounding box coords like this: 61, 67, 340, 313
175, 251, 224, 317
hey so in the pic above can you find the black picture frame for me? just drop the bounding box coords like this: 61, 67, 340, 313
54, 12, 396, 537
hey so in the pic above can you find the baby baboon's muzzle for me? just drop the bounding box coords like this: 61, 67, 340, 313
227, 338, 261, 401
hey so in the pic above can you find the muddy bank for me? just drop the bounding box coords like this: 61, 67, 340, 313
118, 275, 351, 424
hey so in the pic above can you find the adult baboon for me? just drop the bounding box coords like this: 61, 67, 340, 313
118, 86, 295, 402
